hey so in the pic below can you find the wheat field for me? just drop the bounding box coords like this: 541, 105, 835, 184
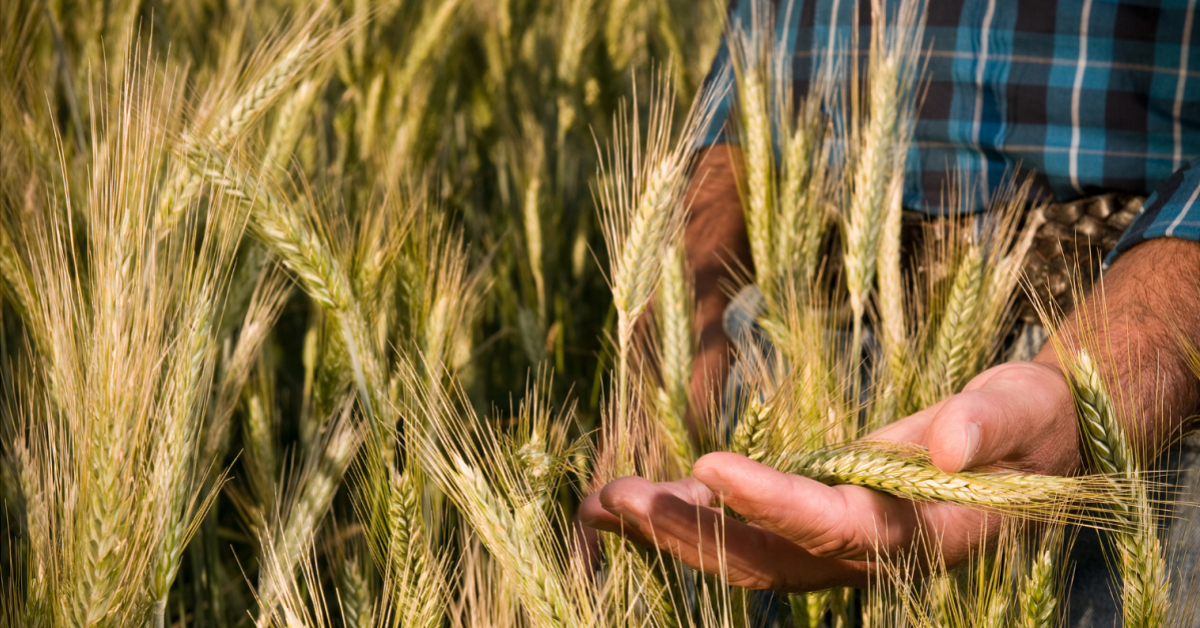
0, 1, 1195, 627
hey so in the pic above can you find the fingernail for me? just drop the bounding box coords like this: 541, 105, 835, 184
960, 422, 981, 472
578, 514, 597, 526
697, 468, 731, 497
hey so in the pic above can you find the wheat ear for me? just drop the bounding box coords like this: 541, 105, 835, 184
255, 402, 362, 627
739, 62, 775, 292
876, 171, 908, 364
1068, 349, 1169, 628
657, 242, 696, 467
337, 554, 375, 628
923, 245, 984, 404
1018, 527, 1064, 628
786, 443, 1136, 522
263, 79, 319, 174
187, 143, 390, 431
394, 0, 465, 97
731, 394, 770, 463
160, 28, 329, 231
413, 368, 592, 628
842, 0, 924, 383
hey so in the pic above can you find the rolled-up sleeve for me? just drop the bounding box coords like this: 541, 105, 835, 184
1106, 159, 1200, 266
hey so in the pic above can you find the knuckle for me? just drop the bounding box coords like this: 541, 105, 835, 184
804, 528, 867, 559
728, 570, 778, 591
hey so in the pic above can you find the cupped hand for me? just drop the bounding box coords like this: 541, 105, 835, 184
578, 360, 1082, 592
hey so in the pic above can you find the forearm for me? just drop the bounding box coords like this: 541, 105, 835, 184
684, 145, 753, 425
1033, 237, 1200, 457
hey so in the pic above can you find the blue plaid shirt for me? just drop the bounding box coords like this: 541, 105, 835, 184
699, 0, 1200, 261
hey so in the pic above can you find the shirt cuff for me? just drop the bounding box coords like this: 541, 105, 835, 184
1105, 159, 1200, 267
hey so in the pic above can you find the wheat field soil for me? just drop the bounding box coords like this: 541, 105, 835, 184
0, 1, 1197, 627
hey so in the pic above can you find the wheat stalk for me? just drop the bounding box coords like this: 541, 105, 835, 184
785, 442, 1137, 522
842, 55, 898, 346
840, 0, 924, 385
598, 71, 727, 483
600, 69, 726, 355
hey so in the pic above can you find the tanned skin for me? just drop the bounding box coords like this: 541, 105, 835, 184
683, 145, 754, 437
580, 144, 1200, 592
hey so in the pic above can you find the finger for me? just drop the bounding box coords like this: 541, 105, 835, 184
863, 397, 949, 445
596, 475, 871, 591
692, 453, 919, 560
925, 362, 1078, 474
579, 477, 716, 534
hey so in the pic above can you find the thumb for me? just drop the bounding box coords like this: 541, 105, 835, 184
925, 362, 1077, 474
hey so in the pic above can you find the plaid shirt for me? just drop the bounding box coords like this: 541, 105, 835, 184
698, 0, 1200, 261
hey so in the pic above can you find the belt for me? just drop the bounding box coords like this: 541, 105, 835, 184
724, 193, 1145, 345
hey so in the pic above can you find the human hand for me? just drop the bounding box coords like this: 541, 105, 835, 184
578, 360, 1081, 592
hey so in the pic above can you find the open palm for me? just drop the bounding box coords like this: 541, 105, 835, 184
579, 361, 1081, 591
